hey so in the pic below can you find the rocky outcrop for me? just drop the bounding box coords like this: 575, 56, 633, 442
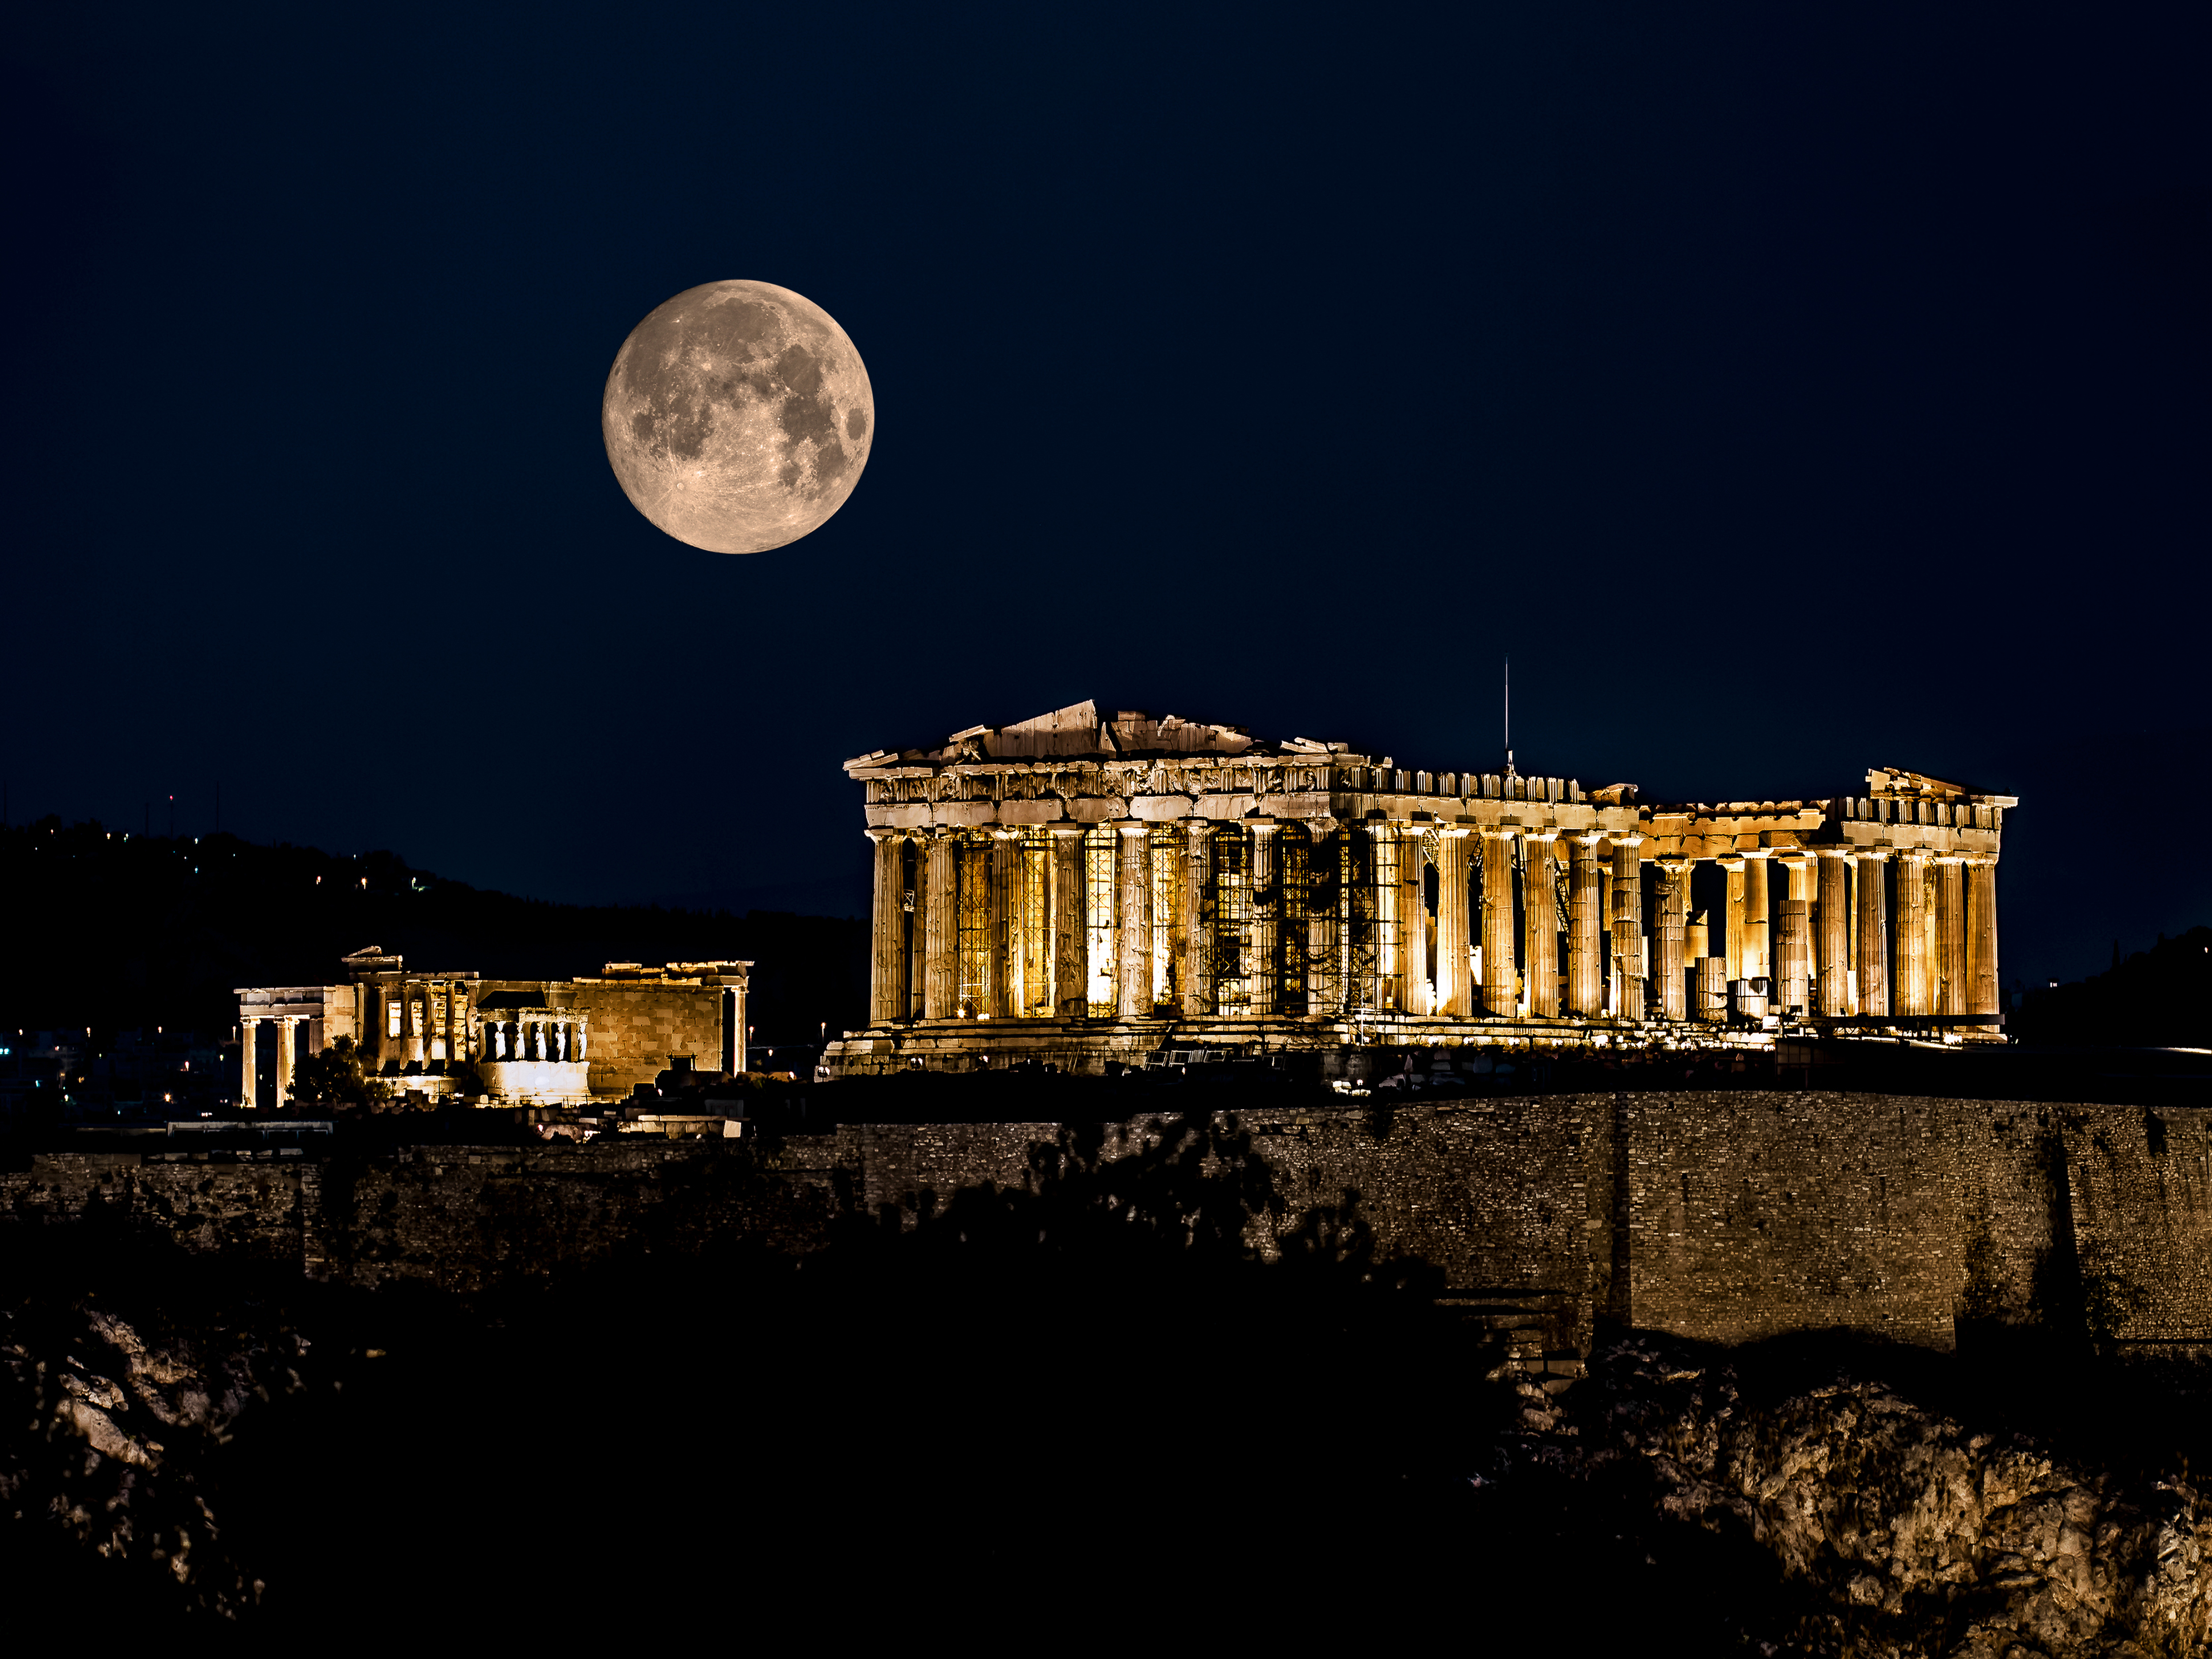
0, 1297, 292, 1619
1527, 1340, 2211, 1657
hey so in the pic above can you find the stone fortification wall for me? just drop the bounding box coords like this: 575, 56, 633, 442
0, 1150, 313, 1262
1614, 1093, 1965, 1349
768, 1099, 1597, 1343
309, 1140, 814, 1292
756, 1094, 2212, 1354
2055, 1105, 2212, 1347
8, 1095, 2212, 1353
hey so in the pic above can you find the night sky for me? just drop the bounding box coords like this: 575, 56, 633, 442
5, 9, 2207, 992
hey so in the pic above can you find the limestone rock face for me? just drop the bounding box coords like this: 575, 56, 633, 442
1539, 1341, 2212, 1657
1, 1297, 286, 1617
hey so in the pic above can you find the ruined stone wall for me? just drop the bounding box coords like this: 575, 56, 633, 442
571, 985, 727, 1097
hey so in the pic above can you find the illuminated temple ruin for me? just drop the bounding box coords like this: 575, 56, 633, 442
236, 952, 749, 1108
821, 701, 2016, 1075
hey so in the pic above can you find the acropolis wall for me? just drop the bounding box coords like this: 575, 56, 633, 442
9, 1094, 2205, 1356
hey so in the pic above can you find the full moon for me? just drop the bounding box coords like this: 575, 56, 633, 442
601, 280, 873, 555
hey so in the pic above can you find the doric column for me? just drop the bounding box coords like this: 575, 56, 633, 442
370, 978, 391, 1065
1401, 830, 1429, 1014
1609, 835, 1644, 1019
1935, 855, 1967, 1017
1694, 957, 1728, 1022
1523, 830, 1561, 1017
1115, 821, 1151, 1018
1854, 849, 1890, 1018
1968, 857, 2000, 1017
403, 979, 424, 1068
867, 829, 907, 1024
989, 830, 1018, 1018
1566, 833, 1604, 1016
1434, 828, 1473, 1017
1180, 817, 1213, 1019
1894, 849, 1930, 1017
1479, 830, 1517, 1017
1743, 851, 1771, 985
1249, 820, 1280, 1018
1720, 856, 1747, 983
1816, 849, 1851, 1015
274, 1017, 295, 1110
922, 829, 958, 1020
441, 982, 457, 1069
1050, 826, 1089, 1018
239, 1015, 260, 1110
1653, 858, 1690, 1021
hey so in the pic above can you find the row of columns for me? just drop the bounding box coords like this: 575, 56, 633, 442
1640, 846, 1996, 1021
1835, 847, 2000, 1020
371, 979, 469, 1068
866, 824, 2000, 1026
237, 1014, 299, 1110
484, 1020, 585, 1062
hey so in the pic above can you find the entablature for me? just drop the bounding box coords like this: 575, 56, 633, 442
846, 707, 2018, 859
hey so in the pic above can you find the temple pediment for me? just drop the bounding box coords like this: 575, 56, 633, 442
847, 699, 1264, 771
1866, 767, 2018, 806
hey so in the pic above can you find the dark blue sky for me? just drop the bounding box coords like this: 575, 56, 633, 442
4, 6, 2206, 988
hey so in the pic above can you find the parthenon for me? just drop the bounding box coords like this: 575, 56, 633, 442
820, 701, 2015, 1076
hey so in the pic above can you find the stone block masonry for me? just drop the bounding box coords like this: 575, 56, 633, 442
571, 982, 732, 1098
1616, 1093, 1966, 1348
10, 1094, 2212, 1355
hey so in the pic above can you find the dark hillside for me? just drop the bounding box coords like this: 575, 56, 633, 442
0, 818, 867, 1044
2012, 925, 2212, 1049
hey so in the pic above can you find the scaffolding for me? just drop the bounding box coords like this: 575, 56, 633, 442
1151, 824, 1181, 1014
1371, 828, 1403, 1013
955, 833, 992, 1017
1014, 828, 1051, 1015
1085, 824, 1117, 1016
1210, 822, 1251, 1015
1279, 823, 1313, 1014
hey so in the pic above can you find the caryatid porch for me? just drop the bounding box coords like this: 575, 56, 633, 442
827, 704, 2015, 1075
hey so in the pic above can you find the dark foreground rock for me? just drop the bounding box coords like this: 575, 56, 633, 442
0, 1281, 297, 1620
1499, 1336, 2212, 1656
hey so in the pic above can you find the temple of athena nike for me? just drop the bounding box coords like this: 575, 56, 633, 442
820, 701, 2015, 1077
